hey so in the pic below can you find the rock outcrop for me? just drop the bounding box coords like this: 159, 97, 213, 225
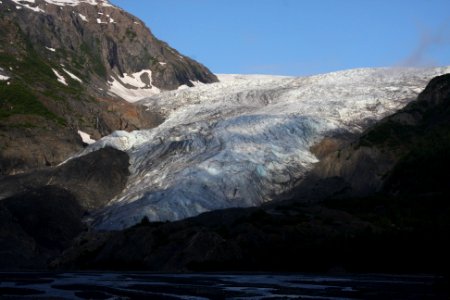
0, 147, 130, 269
299, 73, 450, 198
0, 186, 84, 269
0, 147, 130, 210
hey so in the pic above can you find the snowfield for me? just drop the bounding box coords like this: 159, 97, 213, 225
5, 0, 112, 13
108, 70, 161, 103
79, 67, 450, 230
0, 67, 9, 81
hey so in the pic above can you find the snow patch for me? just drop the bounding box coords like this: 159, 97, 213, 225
108, 70, 160, 102
0, 67, 8, 81
117, 70, 152, 88
44, 0, 112, 7
63, 68, 82, 83
78, 130, 96, 144
45, 46, 56, 52
11, 0, 112, 12
52, 68, 68, 85
78, 13, 88, 22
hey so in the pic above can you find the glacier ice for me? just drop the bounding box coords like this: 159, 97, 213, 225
78, 67, 450, 230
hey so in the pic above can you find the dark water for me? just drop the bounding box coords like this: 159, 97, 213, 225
0, 272, 447, 299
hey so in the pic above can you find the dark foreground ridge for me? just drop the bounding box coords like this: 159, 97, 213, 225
0, 147, 130, 269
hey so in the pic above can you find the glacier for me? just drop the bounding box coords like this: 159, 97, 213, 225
79, 67, 450, 230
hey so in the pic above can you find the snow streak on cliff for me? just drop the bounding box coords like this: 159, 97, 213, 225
82, 67, 450, 229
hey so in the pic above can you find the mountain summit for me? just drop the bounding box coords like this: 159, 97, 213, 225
0, 0, 217, 175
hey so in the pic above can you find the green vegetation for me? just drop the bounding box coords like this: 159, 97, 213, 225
93, 59, 107, 78
0, 81, 64, 125
125, 28, 137, 40
0, 33, 93, 126
142, 50, 158, 66
79, 42, 106, 78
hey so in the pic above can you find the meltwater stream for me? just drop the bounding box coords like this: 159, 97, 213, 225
77, 67, 450, 230
0, 272, 446, 299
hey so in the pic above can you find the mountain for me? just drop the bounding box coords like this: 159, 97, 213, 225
0, 0, 217, 175
74, 67, 450, 230
53, 74, 450, 275
1, 0, 449, 279
1, 67, 450, 272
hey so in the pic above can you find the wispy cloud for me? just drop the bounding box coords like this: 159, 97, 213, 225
400, 20, 450, 67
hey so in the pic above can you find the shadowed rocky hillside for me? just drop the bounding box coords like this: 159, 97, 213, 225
0, 147, 130, 269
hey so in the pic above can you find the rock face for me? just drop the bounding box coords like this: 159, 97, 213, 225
6, 0, 218, 92
302, 73, 450, 198
0, 186, 85, 269
0, 147, 130, 210
0, 147, 130, 269
0, 0, 217, 175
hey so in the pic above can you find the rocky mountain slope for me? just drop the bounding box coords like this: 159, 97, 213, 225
75, 67, 450, 230
0, 0, 217, 175
300, 73, 450, 198
53, 74, 450, 276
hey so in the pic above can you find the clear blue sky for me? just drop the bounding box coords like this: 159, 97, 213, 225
110, 0, 450, 76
